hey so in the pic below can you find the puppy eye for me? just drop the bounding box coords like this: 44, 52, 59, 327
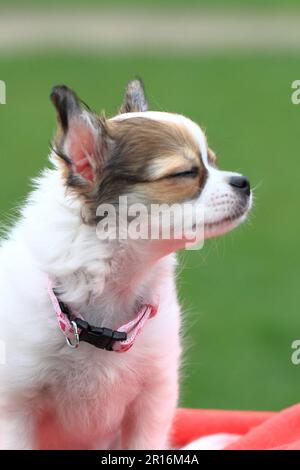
169, 167, 199, 178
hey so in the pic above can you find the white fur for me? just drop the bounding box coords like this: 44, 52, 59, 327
0, 112, 250, 450
182, 433, 240, 450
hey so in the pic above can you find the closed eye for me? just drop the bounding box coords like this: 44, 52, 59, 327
168, 167, 199, 178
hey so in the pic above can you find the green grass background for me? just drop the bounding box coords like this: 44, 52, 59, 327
0, 48, 300, 411
1, 0, 300, 11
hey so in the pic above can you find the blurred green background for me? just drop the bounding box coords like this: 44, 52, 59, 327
1, 0, 300, 10
0, 1, 300, 412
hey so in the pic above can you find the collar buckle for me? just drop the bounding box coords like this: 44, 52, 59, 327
75, 318, 127, 351
66, 320, 80, 349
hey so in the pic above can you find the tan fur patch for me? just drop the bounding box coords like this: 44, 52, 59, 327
98, 117, 207, 205
208, 148, 218, 166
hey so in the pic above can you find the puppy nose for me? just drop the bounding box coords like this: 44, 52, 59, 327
229, 175, 250, 196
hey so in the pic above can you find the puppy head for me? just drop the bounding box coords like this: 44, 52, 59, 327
50, 79, 251, 245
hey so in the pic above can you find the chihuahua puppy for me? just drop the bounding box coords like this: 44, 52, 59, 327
0, 79, 251, 449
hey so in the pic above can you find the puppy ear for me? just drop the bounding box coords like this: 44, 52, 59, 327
50, 85, 108, 186
119, 78, 148, 114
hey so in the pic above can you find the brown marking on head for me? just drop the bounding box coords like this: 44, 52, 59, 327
208, 147, 218, 167
95, 117, 207, 208
50, 81, 213, 224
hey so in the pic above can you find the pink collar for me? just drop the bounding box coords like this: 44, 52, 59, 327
47, 280, 158, 353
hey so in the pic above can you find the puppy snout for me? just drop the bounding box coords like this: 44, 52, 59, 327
229, 175, 250, 197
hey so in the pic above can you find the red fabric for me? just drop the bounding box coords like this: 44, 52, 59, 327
3, 405, 300, 449
171, 405, 300, 450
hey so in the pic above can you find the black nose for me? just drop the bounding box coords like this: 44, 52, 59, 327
229, 175, 250, 196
